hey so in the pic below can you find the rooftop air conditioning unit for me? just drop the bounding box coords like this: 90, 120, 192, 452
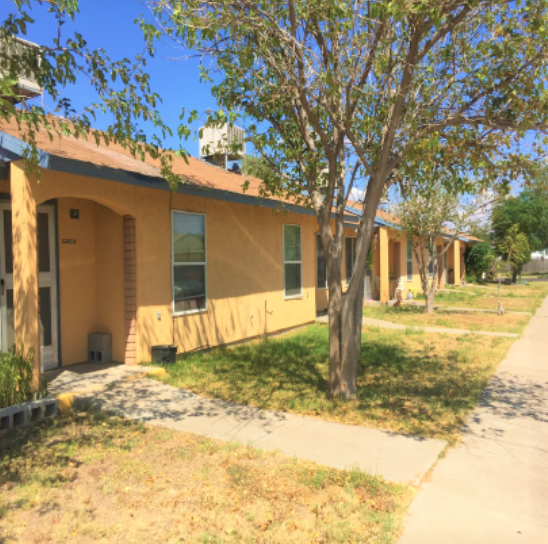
199, 123, 246, 169
0, 37, 42, 104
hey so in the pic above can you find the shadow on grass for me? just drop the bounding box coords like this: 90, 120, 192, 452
157, 326, 498, 440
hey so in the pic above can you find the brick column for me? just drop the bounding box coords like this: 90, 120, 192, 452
123, 216, 137, 365
10, 165, 40, 389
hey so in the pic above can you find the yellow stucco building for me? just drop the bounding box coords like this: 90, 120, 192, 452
0, 119, 477, 387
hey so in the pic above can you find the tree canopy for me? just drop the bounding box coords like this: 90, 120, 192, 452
465, 242, 496, 283
0, 0, 184, 182
492, 189, 548, 253
143, 0, 548, 398
499, 224, 531, 282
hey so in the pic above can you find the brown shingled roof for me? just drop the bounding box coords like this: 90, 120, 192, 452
0, 117, 266, 198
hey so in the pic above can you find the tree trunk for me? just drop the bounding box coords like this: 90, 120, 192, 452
425, 287, 435, 314
340, 278, 364, 398
327, 275, 344, 397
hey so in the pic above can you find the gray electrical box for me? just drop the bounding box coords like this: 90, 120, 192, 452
88, 333, 112, 363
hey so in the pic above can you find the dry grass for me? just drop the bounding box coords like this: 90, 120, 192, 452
0, 411, 412, 544
414, 279, 548, 314
362, 304, 527, 333
153, 325, 513, 444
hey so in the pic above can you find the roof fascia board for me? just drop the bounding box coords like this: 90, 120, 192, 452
0, 132, 50, 168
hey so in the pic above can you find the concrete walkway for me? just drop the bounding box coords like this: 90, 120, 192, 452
316, 315, 519, 338
398, 296, 548, 543
47, 365, 445, 485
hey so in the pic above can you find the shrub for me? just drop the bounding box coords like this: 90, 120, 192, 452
465, 242, 496, 282
0, 346, 34, 409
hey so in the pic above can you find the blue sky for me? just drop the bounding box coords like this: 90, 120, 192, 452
4, 1, 541, 197
5, 0, 215, 157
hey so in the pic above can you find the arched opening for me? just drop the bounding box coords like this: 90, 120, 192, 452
1, 193, 136, 370
54, 197, 135, 367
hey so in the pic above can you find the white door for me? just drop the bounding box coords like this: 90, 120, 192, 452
0, 203, 59, 370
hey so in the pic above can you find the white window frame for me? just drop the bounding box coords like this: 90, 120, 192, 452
316, 234, 328, 290
345, 236, 357, 285
406, 240, 413, 281
283, 224, 303, 299
171, 210, 207, 316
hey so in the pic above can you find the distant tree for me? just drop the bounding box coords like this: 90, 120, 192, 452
465, 242, 496, 283
469, 223, 492, 244
492, 190, 548, 253
499, 224, 531, 283
394, 178, 467, 314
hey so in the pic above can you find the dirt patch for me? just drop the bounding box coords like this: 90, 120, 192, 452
0, 411, 413, 543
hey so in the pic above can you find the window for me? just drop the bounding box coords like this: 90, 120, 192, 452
172, 211, 206, 314
345, 237, 357, 283
284, 224, 302, 298
317, 235, 328, 289
406, 240, 413, 280
428, 253, 434, 278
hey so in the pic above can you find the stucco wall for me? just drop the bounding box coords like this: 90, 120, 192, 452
11, 163, 318, 365
56, 199, 125, 365
167, 193, 317, 356
57, 198, 97, 365
94, 204, 125, 362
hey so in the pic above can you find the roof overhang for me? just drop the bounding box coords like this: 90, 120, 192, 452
0, 129, 359, 223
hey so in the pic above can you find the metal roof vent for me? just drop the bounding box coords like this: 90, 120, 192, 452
0, 37, 42, 105
199, 124, 246, 170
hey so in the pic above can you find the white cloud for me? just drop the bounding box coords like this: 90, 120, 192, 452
349, 187, 366, 203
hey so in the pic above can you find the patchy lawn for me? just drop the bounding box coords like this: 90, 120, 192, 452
362, 304, 528, 333
151, 325, 513, 444
0, 410, 413, 544
414, 279, 548, 314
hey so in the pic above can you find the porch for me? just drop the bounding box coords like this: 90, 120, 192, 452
2, 164, 138, 389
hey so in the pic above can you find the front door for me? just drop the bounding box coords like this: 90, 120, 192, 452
0, 203, 59, 370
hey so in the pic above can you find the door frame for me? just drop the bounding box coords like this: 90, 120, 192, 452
0, 201, 59, 370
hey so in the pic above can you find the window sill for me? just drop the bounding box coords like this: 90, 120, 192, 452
284, 295, 303, 301
173, 308, 208, 317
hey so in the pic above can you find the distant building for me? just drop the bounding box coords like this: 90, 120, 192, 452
531, 249, 548, 260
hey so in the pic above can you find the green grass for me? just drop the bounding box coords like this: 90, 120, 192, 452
0, 410, 412, 544
151, 325, 514, 444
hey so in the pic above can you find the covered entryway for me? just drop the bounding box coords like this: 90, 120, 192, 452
0, 202, 59, 370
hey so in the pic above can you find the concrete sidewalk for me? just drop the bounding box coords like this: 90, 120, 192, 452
316, 314, 519, 338
48, 365, 445, 485
398, 296, 548, 543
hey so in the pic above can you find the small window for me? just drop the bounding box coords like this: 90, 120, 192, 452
428, 254, 434, 278
406, 240, 413, 281
317, 235, 328, 289
284, 224, 302, 298
345, 237, 357, 283
172, 211, 206, 314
